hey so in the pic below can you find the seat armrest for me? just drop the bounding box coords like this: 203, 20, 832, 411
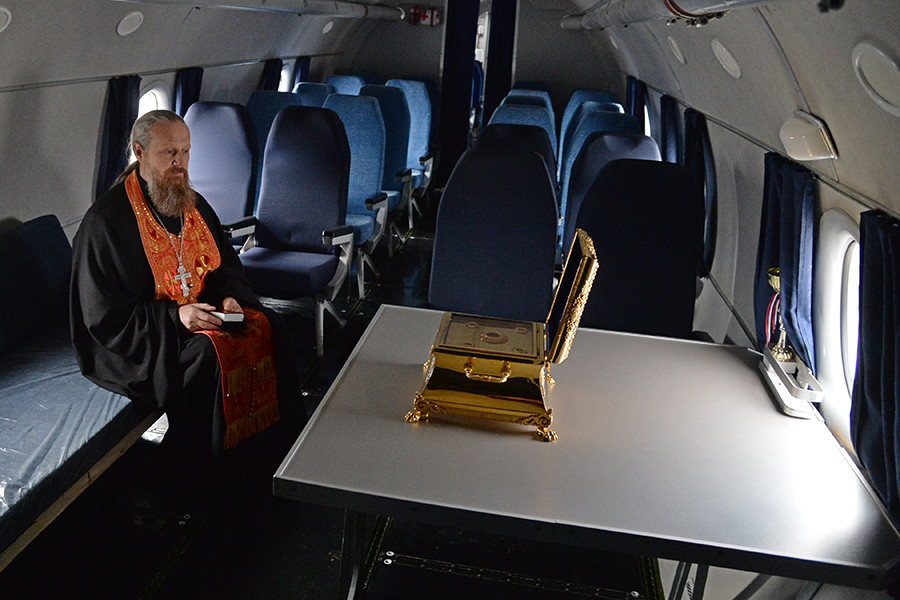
323, 225, 355, 247
365, 192, 389, 212
222, 216, 258, 238
395, 168, 414, 183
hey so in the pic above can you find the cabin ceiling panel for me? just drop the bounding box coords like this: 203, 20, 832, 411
517, 0, 619, 117
760, 0, 900, 213
636, 10, 800, 152
605, 24, 680, 99
346, 17, 443, 82
0, 1, 317, 88
0, 1, 189, 87
163, 8, 306, 67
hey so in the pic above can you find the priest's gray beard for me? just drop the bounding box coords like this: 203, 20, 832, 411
148, 167, 196, 217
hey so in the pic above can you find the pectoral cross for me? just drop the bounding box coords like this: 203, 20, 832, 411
174, 264, 192, 297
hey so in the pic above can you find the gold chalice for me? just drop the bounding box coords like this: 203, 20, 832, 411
766, 267, 793, 362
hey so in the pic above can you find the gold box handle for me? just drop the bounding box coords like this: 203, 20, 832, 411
464, 357, 511, 384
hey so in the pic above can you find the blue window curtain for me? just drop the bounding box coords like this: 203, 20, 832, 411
173, 66, 203, 116
257, 58, 283, 91
659, 94, 680, 164
435, 0, 479, 188
481, 0, 516, 126
96, 75, 141, 199
291, 56, 311, 92
684, 108, 717, 277
625, 76, 647, 122
752, 153, 817, 374
853, 210, 900, 525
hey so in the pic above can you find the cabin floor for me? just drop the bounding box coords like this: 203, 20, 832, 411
0, 196, 661, 599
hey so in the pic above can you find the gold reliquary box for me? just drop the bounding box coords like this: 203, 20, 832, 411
406, 229, 598, 441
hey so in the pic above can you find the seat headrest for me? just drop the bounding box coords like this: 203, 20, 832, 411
475, 123, 556, 177
293, 82, 336, 107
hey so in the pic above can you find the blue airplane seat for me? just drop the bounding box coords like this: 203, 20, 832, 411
359, 84, 416, 255
359, 85, 410, 209
407, 76, 440, 148
488, 103, 558, 159
183, 101, 257, 227
474, 123, 558, 205
558, 108, 642, 245
322, 93, 388, 296
293, 82, 335, 107
429, 149, 558, 323
238, 106, 353, 358
558, 100, 624, 180
559, 89, 617, 169
386, 79, 432, 184
245, 90, 301, 202
386, 78, 433, 227
575, 159, 704, 340
325, 74, 366, 95
504, 88, 556, 131
562, 131, 661, 253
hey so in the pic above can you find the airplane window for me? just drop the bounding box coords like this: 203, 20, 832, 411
842, 239, 860, 395
814, 209, 860, 452
278, 64, 292, 92
137, 82, 170, 118
132, 83, 171, 163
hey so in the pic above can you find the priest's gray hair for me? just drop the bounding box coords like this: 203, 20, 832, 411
112, 110, 187, 187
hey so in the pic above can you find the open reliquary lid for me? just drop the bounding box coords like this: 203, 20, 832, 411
545, 228, 598, 364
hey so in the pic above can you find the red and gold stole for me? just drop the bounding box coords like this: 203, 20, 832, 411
125, 171, 279, 449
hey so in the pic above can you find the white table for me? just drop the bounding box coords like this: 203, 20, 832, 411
274, 305, 900, 598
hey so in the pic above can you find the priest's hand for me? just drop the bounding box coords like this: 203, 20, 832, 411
221, 297, 243, 316
178, 302, 222, 332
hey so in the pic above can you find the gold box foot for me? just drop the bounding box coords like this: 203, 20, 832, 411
536, 427, 558, 442
405, 409, 425, 423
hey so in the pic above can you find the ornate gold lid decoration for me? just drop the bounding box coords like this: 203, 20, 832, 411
547, 229, 599, 364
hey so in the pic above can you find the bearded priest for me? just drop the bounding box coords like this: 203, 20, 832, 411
71, 109, 303, 462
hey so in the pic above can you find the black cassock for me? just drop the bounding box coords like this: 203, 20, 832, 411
71, 175, 302, 456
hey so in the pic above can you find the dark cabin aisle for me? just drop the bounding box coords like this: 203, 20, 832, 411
0, 201, 659, 599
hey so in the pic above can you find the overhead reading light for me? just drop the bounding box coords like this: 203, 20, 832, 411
711, 39, 740, 78
852, 41, 900, 118
322, 20, 333, 34
779, 110, 838, 161
0, 7, 11, 34
116, 11, 144, 36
